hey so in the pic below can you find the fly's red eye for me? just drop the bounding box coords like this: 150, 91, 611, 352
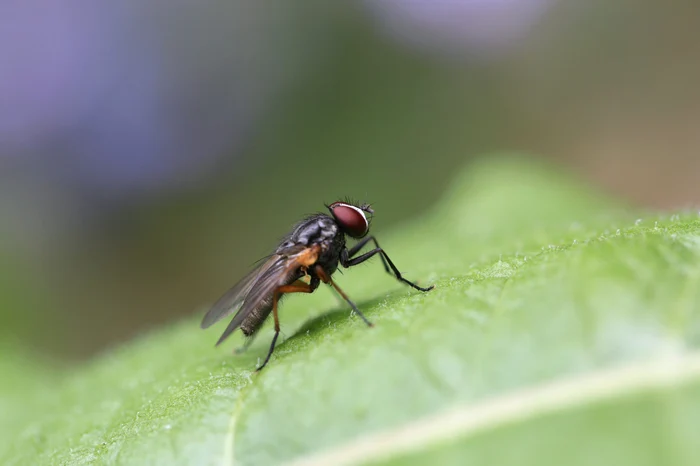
329, 202, 369, 238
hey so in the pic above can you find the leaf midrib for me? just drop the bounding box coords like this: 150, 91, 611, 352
283, 353, 700, 466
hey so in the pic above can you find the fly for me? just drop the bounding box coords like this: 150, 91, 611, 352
200, 200, 434, 371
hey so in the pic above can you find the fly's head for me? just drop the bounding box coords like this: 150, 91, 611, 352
326, 200, 373, 238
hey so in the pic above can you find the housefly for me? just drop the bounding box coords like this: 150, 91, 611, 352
201, 200, 434, 371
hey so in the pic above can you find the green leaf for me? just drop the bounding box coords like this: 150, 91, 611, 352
4, 156, 700, 466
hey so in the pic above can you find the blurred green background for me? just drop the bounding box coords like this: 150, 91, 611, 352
1, 0, 699, 360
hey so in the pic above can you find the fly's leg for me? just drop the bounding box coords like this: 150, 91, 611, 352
346, 235, 390, 273
256, 280, 315, 372
315, 265, 373, 327
341, 236, 434, 292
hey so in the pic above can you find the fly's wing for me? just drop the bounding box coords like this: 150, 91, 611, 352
200, 256, 278, 329
213, 244, 321, 346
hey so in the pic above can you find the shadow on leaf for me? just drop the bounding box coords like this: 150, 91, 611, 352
284, 294, 391, 346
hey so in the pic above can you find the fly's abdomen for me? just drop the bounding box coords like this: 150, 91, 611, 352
240, 269, 299, 336
240, 296, 273, 336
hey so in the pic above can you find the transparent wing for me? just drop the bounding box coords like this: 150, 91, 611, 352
211, 244, 321, 346
200, 256, 278, 329
213, 256, 296, 346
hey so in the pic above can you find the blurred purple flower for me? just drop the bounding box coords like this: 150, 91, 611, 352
1, 0, 215, 198
362, 0, 553, 58
0, 1, 118, 151
0, 0, 331, 201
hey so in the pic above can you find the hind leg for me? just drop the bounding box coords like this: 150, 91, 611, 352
255, 281, 316, 372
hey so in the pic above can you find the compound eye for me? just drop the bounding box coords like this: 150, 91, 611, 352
329, 202, 369, 238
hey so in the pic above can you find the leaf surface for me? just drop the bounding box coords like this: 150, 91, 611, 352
4, 157, 700, 466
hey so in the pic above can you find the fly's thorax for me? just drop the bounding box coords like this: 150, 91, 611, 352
316, 228, 345, 276
278, 214, 338, 250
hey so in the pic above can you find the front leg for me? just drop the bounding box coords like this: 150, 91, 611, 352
346, 235, 390, 273
340, 237, 434, 292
